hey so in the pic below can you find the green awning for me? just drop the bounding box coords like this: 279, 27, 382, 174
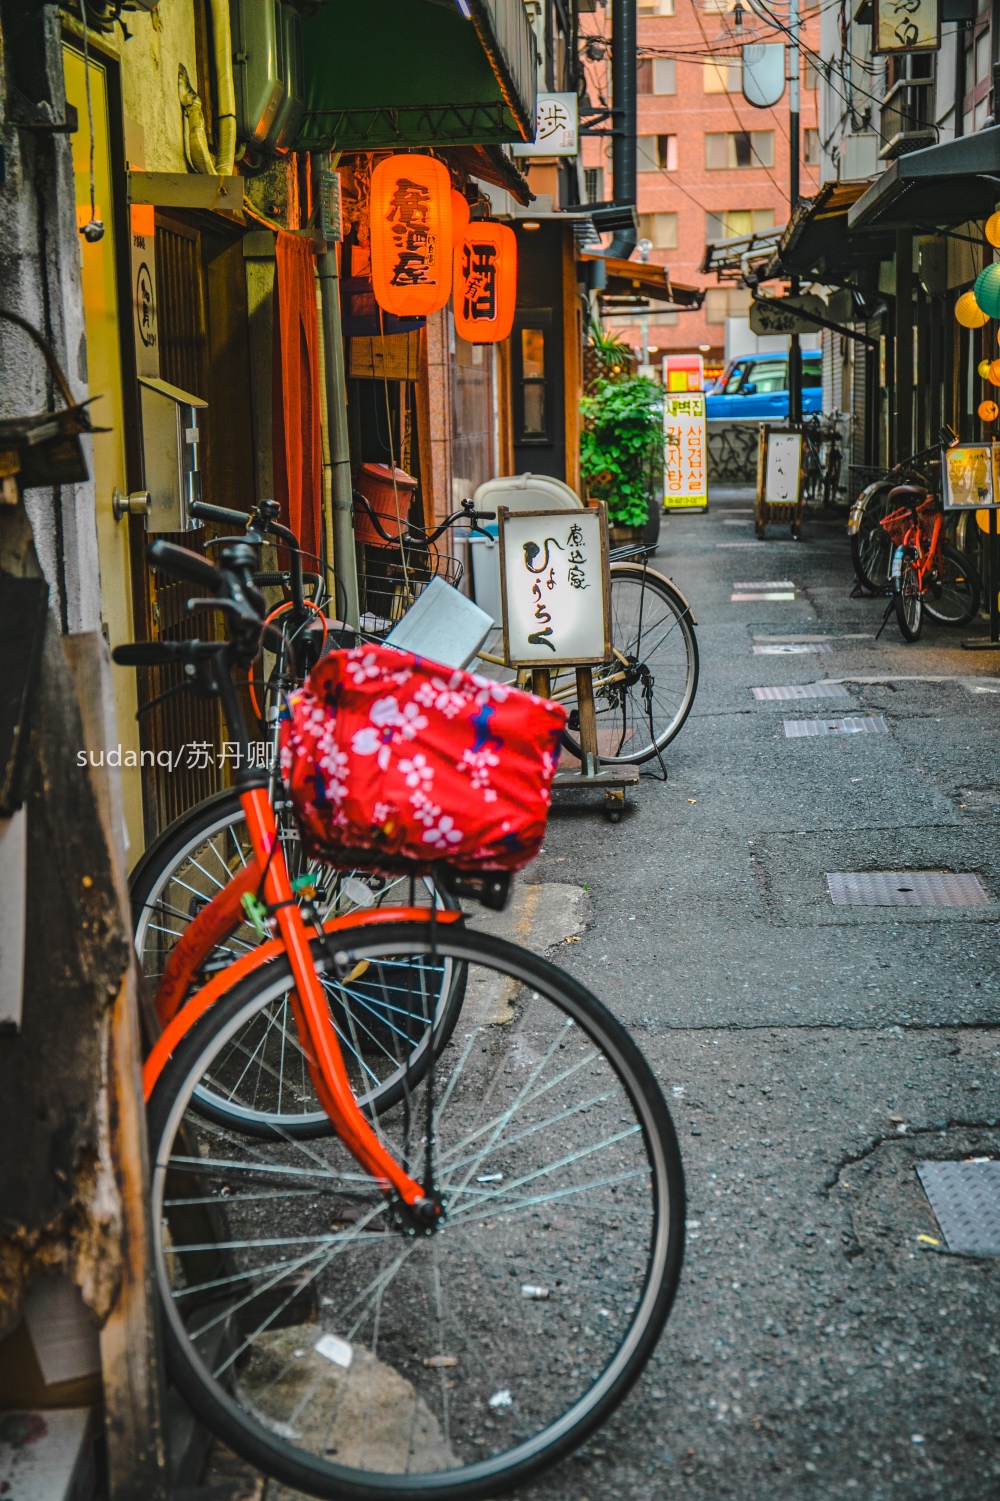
297, 0, 537, 152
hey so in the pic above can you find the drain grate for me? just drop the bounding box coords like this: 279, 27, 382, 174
753, 643, 832, 656
826, 871, 989, 906
733, 580, 796, 590
916, 1161, 1000, 1255
784, 715, 887, 738
753, 683, 851, 701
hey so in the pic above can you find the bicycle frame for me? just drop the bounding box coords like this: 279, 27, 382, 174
144, 780, 456, 1210
904, 509, 943, 591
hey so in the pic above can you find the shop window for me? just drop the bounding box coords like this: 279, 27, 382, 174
704, 59, 740, 92
514, 318, 551, 445
705, 130, 774, 169
638, 212, 678, 248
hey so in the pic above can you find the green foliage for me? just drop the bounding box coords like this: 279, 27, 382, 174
585, 322, 636, 386
580, 375, 671, 528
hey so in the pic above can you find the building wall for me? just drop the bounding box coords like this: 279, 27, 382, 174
582, 1, 820, 363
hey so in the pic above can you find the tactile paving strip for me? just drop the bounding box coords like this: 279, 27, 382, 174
784, 716, 888, 738
826, 871, 989, 906
753, 684, 851, 701
916, 1161, 1000, 1255
753, 643, 833, 656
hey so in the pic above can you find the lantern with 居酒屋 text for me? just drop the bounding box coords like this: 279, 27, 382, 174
452, 221, 517, 344
369, 155, 453, 318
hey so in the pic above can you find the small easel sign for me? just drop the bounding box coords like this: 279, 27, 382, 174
496, 502, 639, 821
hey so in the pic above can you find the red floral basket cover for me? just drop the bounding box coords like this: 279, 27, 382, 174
279, 646, 567, 870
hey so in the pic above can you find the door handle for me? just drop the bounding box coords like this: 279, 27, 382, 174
113, 488, 151, 521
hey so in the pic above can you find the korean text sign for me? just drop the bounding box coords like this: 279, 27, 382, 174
498, 506, 610, 667
664, 393, 707, 510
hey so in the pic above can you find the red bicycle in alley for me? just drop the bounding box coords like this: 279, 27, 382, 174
881, 484, 981, 642
114, 538, 685, 1501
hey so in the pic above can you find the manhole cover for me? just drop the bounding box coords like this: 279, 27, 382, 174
826, 872, 989, 906
916, 1161, 1000, 1255
753, 683, 851, 701
753, 643, 833, 656
784, 716, 888, 738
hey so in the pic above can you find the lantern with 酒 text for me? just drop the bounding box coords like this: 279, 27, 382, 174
452, 221, 517, 344
369, 155, 453, 319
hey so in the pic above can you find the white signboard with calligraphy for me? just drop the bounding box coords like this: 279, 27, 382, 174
497, 506, 611, 668
664, 393, 707, 510
512, 93, 579, 157
874, 0, 939, 53
763, 430, 803, 505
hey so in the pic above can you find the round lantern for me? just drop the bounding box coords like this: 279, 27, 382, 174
452, 221, 517, 344
451, 189, 471, 246
980, 359, 993, 378
974, 263, 1000, 318
987, 212, 1000, 249
369, 155, 453, 318
988, 360, 1000, 386
956, 290, 990, 328
978, 399, 999, 421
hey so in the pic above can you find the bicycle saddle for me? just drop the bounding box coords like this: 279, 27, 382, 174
887, 483, 928, 510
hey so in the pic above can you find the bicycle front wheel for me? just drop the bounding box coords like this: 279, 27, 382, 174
924, 543, 981, 626
893, 551, 924, 641
557, 565, 699, 766
149, 923, 685, 1500
131, 790, 465, 1135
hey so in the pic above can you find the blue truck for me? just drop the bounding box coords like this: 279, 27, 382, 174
705, 351, 823, 420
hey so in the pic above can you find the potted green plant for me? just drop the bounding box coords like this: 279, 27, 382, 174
580, 373, 673, 547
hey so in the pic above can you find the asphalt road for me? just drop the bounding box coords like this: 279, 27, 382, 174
519, 489, 1000, 1501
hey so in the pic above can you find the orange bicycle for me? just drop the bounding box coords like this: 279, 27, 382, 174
115, 540, 685, 1500
881, 483, 980, 642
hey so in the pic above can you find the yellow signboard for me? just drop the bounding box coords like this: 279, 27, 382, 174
664, 393, 707, 510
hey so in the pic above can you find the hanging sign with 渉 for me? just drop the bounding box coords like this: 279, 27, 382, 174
742, 43, 786, 107
942, 443, 997, 508
511, 93, 579, 157
497, 506, 611, 668
762, 429, 803, 505
663, 393, 707, 510
874, 0, 940, 53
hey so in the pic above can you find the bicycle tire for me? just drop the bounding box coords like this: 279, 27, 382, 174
558, 565, 699, 766
893, 552, 923, 641
823, 446, 842, 510
149, 922, 685, 1500
850, 482, 896, 594
131, 790, 466, 1135
923, 543, 981, 627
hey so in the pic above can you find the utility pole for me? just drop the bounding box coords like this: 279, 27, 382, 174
787, 0, 802, 425
609, 0, 637, 258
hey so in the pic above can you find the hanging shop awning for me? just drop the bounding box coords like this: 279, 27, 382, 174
579, 254, 704, 309
297, 0, 536, 152
848, 127, 1000, 231
769, 177, 893, 279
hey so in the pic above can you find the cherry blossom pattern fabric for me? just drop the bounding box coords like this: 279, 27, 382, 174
279, 645, 567, 870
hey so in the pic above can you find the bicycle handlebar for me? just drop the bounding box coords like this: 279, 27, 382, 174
190, 499, 253, 528
112, 640, 203, 667
148, 539, 223, 592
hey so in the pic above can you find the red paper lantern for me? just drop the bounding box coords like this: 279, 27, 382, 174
452, 221, 517, 344
369, 155, 453, 318
451, 189, 471, 245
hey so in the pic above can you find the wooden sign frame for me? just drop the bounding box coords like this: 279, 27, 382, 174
942, 442, 999, 510
496, 503, 612, 669
758, 425, 804, 508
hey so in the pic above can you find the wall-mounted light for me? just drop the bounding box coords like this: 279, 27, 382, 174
521, 221, 541, 231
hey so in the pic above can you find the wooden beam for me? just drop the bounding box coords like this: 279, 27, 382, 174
562, 225, 582, 498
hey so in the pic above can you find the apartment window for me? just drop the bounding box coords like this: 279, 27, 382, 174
804, 56, 821, 89
638, 212, 679, 249
705, 130, 775, 169
704, 207, 774, 241
804, 128, 820, 165
638, 133, 678, 171
704, 287, 752, 324
703, 0, 736, 13
584, 166, 605, 204
638, 58, 654, 93
653, 58, 676, 93
704, 59, 741, 93
637, 0, 676, 13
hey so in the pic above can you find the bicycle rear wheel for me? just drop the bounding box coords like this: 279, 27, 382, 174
149, 923, 685, 1500
131, 790, 465, 1135
923, 543, 980, 626
557, 565, 699, 766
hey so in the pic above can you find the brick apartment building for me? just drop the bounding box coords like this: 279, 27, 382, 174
582, 0, 821, 374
